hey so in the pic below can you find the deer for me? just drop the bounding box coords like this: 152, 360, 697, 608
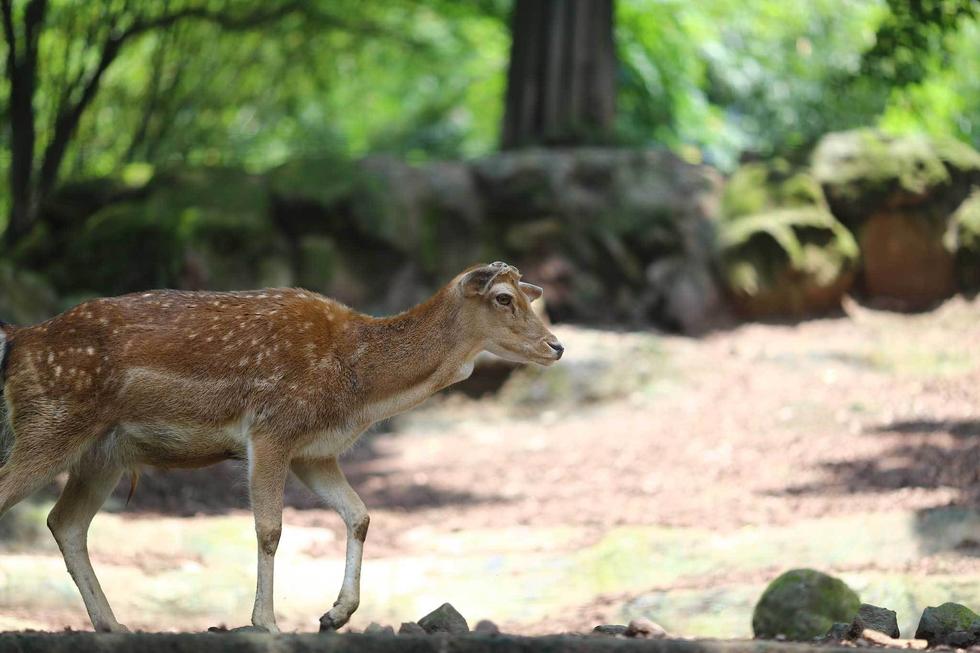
0, 261, 563, 633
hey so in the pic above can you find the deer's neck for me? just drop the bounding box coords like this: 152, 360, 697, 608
348, 289, 478, 418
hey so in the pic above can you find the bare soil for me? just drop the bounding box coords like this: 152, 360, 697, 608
4, 295, 980, 635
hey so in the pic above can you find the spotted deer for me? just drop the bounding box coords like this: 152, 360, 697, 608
0, 261, 562, 633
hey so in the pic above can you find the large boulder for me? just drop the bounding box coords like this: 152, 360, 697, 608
722, 160, 824, 220
0, 261, 59, 325
947, 190, 980, 292
718, 207, 859, 317
271, 155, 483, 313
20, 167, 291, 297
148, 166, 292, 291
474, 148, 724, 332
813, 130, 980, 308
752, 569, 861, 641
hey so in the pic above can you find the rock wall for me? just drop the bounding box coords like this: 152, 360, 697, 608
10, 148, 726, 333
4, 132, 980, 330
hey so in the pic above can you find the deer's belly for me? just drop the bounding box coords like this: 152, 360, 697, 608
295, 427, 362, 460
117, 420, 248, 468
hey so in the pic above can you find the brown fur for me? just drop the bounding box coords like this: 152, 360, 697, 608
0, 262, 561, 632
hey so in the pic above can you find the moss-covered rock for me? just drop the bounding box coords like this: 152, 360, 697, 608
718, 207, 858, 317
947, 190, 980, 292
813, 130, 980, 229
722, 160, 824, 220
67, 167, 289, 294
813, 130, 980, 308
752, 569, 861, 641
474, 148, 724, 332
0, 261, 59, 325
859, 210, 956, 309
914, 603, 980, 646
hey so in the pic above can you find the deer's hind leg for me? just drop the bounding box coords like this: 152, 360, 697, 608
0, 413, 93, 517
0, 406, 126, 632
47, 462, 127, 632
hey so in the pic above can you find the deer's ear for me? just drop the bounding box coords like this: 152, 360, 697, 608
519, 282, 543, 302
460, 267, 496, 297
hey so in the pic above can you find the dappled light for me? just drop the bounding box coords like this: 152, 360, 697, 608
1, 0, 979, 648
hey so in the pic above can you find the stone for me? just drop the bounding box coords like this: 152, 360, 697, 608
722, 160, 824, 221
859, 211, 955, 309
813, 130, 980, 231
948, 190, 980, 292
592, 625, 629, 636
849, 603, 900, 639
813, 130, 980, 309
948, 630, 976, 648
915, 603, 980, 646
752, 569, 861, 641
398, 622, 426, 635
717, 207, 858, 318
0, 262, 59, 325
474, 620, 501, 635
418, 602, 469, 635
363, 622, 394, 635
626, 618, 668, 639
474, 147, 725, 333
824, 623, 851, 641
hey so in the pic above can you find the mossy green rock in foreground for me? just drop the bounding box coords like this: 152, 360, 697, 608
717, 207, 858, 318
914, 602, 980, 646
752, 569, 861, 641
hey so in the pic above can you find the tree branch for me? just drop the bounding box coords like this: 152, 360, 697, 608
1, 0, 16, 75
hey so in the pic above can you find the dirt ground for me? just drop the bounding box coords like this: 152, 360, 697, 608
2, 295, 979, 635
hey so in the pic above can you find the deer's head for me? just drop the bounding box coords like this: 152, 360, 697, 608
458, 262, 563, 366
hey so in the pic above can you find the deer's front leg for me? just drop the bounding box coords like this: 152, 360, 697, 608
248, 440, 290, 633
291, 457, 369, 631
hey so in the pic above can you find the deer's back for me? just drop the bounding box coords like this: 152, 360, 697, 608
4, 289, 361, 450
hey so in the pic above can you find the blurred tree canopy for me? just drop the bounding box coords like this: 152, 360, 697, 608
1, 0, 978, 243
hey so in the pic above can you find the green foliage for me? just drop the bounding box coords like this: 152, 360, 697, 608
2, 0, 979, 248
616, 0, 979, 167
879, 18, 980, 148
862, 0, 977, 86
616, 0, 889, 168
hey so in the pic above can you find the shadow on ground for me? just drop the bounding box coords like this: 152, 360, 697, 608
100, 427, 505, 517
778, 417, 980, 556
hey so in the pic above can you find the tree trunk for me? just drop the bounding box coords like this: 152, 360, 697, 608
3, 0, 46, 247
501, 0, 617, 149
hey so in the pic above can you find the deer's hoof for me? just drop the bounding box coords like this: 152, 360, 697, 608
319, 610, 349, 632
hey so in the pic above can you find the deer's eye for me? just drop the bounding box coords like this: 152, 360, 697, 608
495, 294, 512, 306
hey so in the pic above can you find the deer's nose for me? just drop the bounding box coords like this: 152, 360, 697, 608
548, 341, 564, 359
